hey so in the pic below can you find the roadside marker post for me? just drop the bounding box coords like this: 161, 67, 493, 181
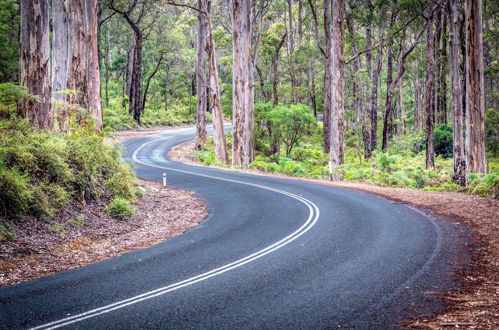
163, 172, 167, 188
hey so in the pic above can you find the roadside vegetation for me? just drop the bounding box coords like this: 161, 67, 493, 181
0, 84, 139, 241
195, 103, 498, 198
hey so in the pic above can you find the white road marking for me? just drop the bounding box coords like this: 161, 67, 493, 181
32, 134, 320, 330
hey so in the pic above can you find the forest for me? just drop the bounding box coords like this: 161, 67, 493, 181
0, 0, 498, 228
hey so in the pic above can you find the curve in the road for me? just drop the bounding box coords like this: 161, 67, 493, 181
31, 135, 320, 330
0, 127, 469, 330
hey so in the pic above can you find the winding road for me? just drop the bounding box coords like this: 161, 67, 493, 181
0, 126, 467, 329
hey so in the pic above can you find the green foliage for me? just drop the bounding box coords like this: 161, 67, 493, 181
406, 124, 453, 159
433, 124, 453, 159
485, 108, 499, 157
68, 214, 85, 228
103, 101, 195, 130
467, 173, 499, 198
0, 0, 19, 82
0, 223, 14, 241
254, 103, 317, 158
105, 197, 136, 218
51, 222, 67, 235
0, 84, 138, 222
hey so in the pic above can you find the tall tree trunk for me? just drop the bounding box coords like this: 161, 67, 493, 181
426, 12, 436, 169
125, 43, 134, 109
52, 0, 68, 104
231, 0, 252, 167
85, 0, 102, 128
255, 64, 270, 102
369, 25, 384, 152
130, 29, 143, 124
346, 15, 366, 159
19, 0, 52, 129
195, 0, 208, 150
381, 3, 397, 151
271, 33, 287, 106
323, 0, 332, 153
448, 0, 466, 185
62, 0, 102, 128
364, 0, 374, 158
465, 0, 487, 173
414, 77, 425, 131
398, 77, 406, 135
206, 0, 228, 164
287, 0, 299, 103
329, 0, 345, 180
104, 28, 111, 109
437, 13, 448, 124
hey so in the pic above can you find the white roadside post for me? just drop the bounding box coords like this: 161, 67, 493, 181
162, 172, 167, 188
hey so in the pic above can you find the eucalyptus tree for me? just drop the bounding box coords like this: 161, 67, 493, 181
18, 0, 52, 128
106, 0, 159, 124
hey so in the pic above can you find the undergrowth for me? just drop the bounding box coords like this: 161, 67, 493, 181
194, 104, 498, 198
0, 84, 139, 241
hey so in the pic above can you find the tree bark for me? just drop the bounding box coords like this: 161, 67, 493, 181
206, 0, 228, 164
426, 12, 436, 169
381, 3, 397, 151
195, 0, 208, 150
58, 0, 102, 129
52, 0, 69, 104
398, 77, 406, 135
19, 0, 52, 129
85, 0, 102, 128
329, 0, 345, 180
448, 0, 466, 185
437, 12, 448, 124
323, 0, 332, 153
364, 0, 374, 158
346, 14, 367, 158
465, 0, 487, 174
231, 0, 251, 167
369, 25, 384, 152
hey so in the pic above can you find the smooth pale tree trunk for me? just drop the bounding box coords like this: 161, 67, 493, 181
52, 0, 68, 104
19, 0, 52, 129
426, 13, 436, 169
329, 0, 345, 180
195, 0, 208, 150
206, 0, 228, 164
85, 0, 102, 128
323, 0, 332, 153
346, 16, 366, 158
448, 0, 466, 186
54, 0, 102, 129
465, 0, 487, 173
231, 0, 253, 167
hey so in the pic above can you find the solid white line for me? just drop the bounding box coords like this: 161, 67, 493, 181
32, 134, 320, 330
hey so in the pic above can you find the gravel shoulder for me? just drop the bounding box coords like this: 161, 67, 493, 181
170, 139, 499, 329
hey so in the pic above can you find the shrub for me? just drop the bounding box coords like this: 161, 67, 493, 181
485, 108, 499, 157
433, 124, 453, 158
105, 197, 136, 218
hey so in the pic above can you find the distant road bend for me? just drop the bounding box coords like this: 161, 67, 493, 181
0, 126, 466, 329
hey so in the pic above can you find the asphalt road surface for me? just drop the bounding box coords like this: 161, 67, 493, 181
0, 126, 469, 329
